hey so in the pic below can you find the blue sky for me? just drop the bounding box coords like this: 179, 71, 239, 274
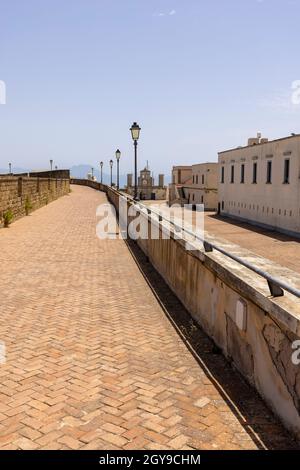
0, 0, 300, 177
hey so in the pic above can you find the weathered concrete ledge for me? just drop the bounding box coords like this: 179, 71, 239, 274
0, 175, 70, 225
72, 179, 300, 440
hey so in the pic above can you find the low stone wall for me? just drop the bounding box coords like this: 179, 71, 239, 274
71, 179, 300, 439
70, 178, 107, 192
106, 186, 300, 440
29, 169, 70, 179
0, 176, 70, 225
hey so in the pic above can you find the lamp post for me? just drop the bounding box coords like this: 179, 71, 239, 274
109, 159, 113, 186
8, 163, 12, 175
130, 122, 141, 200
115, 149, 121, 190
50, 159, 53, 172
91, 167, 94, 180
100, 161, 103, 184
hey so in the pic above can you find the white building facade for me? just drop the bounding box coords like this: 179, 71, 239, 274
169, 163, 218, 210
218, 134, 300, 236
171, 166, 192, 185
185, 163, 218, 210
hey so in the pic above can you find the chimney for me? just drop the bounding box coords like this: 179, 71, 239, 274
248, 137, 260, 146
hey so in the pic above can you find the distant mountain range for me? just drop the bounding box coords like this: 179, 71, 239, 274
0, 167, 30, 175
0, 164, 127, 187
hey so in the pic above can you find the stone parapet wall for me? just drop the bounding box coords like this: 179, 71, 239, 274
0, 176, 70, 225
70, 178, 107, 192
29, 169, 70, 179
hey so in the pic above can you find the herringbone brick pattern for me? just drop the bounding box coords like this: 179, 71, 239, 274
0, 185, 296, 450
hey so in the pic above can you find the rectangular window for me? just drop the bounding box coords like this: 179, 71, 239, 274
252, 162, 257, 184
202, 174, 204, 185
196, 175, 199, 184
240, 164, 245, 183
283, 159, 290, 184
230, 165, 234, 183
266, 161, 272, 184
221, 166, 224, 183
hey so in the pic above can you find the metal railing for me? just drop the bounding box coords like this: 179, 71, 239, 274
108, 187, 300, 300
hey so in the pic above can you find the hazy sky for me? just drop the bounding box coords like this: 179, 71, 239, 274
1, 0, 300, 177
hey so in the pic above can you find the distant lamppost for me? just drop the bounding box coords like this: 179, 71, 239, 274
109, 159, 113, 186
50, 159, 53, 172
115, 149, 121, 190
100, 161, 103, 184
8, 163, 12, 175
91, 167, 94, 179
130, 122, 141, 200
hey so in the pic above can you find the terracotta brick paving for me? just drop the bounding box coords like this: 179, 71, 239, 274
0, 185, 297, 450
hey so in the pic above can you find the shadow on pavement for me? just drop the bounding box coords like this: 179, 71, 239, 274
207, 213, 300, 244
125, 238, 299, 450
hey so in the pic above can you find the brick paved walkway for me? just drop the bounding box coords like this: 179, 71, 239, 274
0, 185, 296, 450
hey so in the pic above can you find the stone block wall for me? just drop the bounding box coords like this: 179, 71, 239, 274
0, 176, 70, 225
29, 169, 70, 179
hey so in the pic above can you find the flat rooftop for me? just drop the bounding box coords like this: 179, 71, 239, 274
218, 133, 300, 155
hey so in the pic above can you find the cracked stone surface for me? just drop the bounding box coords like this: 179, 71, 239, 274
263, 324, 300, 413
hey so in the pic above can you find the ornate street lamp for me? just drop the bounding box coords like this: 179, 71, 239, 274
100, 161, 104, 184
109, 159, 113, 186
130, 122, 141, 200
115, 149, 121, 190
